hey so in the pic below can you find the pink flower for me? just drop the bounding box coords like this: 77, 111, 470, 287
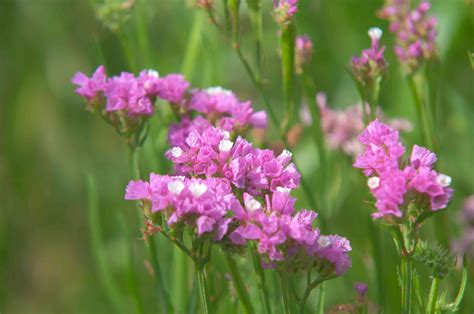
72, 65, 107, 102
156, 74, 190, 104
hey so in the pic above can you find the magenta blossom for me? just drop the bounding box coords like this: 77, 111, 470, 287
273, 0, 298, 25
354, 120, 453, 219
71, 65, 107, 106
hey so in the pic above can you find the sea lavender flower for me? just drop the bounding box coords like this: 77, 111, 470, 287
166, 125, 300, 195
71, 65, 107, 110
350, 27, 387, 85
378, 0, 437, 73
295, 35, 313, 74
354, 120, 453, 220
156, 74, 190, 104
125, 175, 235, 240
273, 0, 298, 25
316, 93, 412, 157
188, 87, 267, 131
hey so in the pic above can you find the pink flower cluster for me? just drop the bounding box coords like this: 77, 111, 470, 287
72, 66, 267, 136
378, 0, 437, 72
72, 66, 188, 116
125, 176, 234, 240
273, 0, 298, 25
313, 93, 412, 156
354, 120, 453, 219
124, 106, 351, 275
167, 124, 300, 195
350, 27, 387, 83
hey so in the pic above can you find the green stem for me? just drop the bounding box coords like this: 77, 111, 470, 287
86, 174, 123, 313
427, 276, 440, 314
148, 235, 171, 314
182, 12, 205, 78
401, 255, 413, 314
250, 245, 272, 314
196, 264, 211, 314
246, 0, 263, 75
279, 273, 291, 314
407, 74, 434, 151
280, 23, 296, 133
224, 253, 255, 314
316, 282, 326, 314
368, 217, 385, 306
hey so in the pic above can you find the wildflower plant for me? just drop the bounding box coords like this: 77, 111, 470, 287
69, 0, 470, 313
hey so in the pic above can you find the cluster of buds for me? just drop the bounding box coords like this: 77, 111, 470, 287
196, 0, 213, 10
295, 35, 314, 74
305, 92, 412, 157
378, 0, 438, 73
273, 0, 299, 26
350, 27, 387, 85
354, 120, 453, 221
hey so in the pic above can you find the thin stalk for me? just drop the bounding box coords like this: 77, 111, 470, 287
316, 282, 326, 314
246, 0, 263, 74
250, 245, 272, 314
368, 217, 385, 306
279, 273, 291, 314
280, 23, 296, 133
182, 12, 205, 78
401, 255, 413, 314
86, 174, 123, 313
119, 214, 144, 314
427, 276, 440, 314
407, 74, 434, 150
130, 147, 170, 313
196, 264, 211, 314
148, 235, 171, 314
224, 253, 255, 314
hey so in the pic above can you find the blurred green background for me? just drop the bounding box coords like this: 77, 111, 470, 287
1, 0, 473, 312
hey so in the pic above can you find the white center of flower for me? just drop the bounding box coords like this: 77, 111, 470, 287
276, 187, 291, 193
368, 27, 383, 40
367, 177, 380, 189
246, 199, 261, 212
147, 70, 159, 78
171, 147, 182, 158
436, 174, 451, 187
205, 86, 232, 95
168, 181, 185, 195
318, 236, 331, 248
281, 149, 293, 158
219, 139, 233, 152
189, 182, 208, 197
222, 131, 230, 139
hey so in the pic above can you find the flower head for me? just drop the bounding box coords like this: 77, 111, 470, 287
273, 0, 298, 25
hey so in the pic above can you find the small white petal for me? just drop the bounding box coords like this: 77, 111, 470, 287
276, 187, 291, 193
436, 174, 451, 187
367, 177, 380, 189
168, 181, 185, 195
189, 182, 208, 197
281, 149, 293, 158
318, 235, 331, 248
219, 139, 234, 152
205, 86, 232, 95
222, 131, 230, 139
368, 27, 383, 40
147, 70, 159, 78
246, 199, 262, 212
171, 147, 182, 158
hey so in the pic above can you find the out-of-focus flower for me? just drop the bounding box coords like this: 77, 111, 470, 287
453, 196, 474, 257
350, 27, 387, 85
378, 0, 437, 73
315, 93, 412, 157
354, 120, 453, 220
273, 0, 298, 25
295, 35, 313, 74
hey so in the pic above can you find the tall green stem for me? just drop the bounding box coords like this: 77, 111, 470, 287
246, 0, 263, 75
316, 282, 326, 314
279, 273, 291, 314
407, 74, 434, 151
224, 253, 255, 314
250, 246, 272, 314
427, 277, 440, 314
280, 23, 296, 133
196, 264, 211, 314
401, 255, 413, 314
